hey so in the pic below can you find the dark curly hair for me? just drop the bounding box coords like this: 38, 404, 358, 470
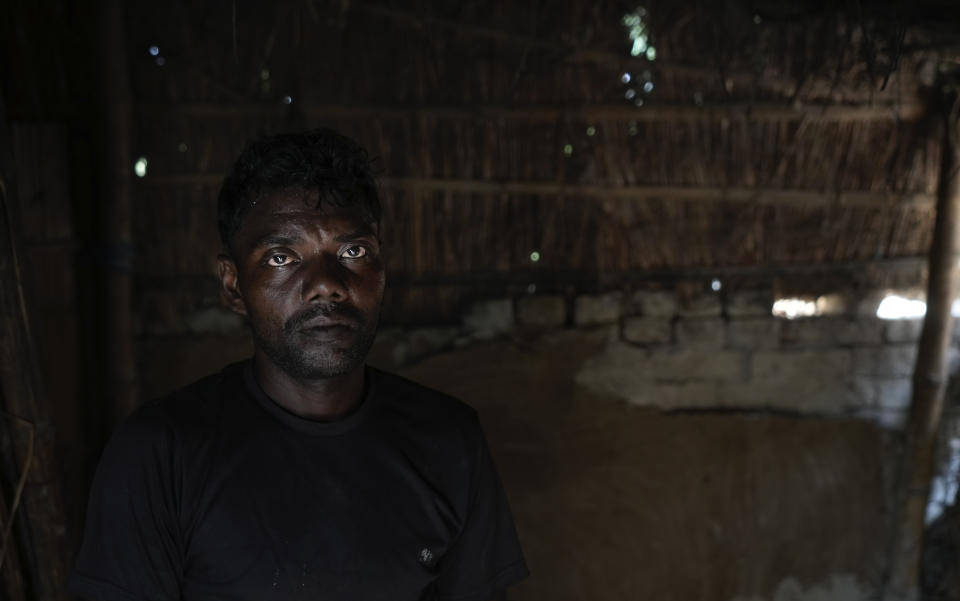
217, 128, 381, 253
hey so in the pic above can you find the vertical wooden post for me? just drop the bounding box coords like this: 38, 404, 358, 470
96, 0, 138, 425
886, 97, 960, 600
0, 94, 71, 601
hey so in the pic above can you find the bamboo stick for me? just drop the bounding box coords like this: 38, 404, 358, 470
885, 98, 960, 601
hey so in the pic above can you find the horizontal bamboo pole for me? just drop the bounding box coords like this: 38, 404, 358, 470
139, 255, 930, 288
127, 101, 924, 122
136, 175, 935, 209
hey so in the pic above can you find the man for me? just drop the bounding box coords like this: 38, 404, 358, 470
71, 129, 529, 600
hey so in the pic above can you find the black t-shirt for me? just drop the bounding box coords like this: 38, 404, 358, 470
71, 362, 528, 601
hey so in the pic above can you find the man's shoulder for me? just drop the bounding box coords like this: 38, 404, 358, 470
118, 361, 246, 441
369, 367, 481, 431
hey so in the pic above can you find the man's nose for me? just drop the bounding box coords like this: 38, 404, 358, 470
300, 254, 349, 302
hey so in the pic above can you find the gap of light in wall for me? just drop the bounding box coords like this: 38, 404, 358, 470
875, 295, 960, 320
874, 294, 960, 320
876, 296, 927, 319
771, 298, 816, 319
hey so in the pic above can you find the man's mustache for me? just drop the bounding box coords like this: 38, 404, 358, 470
284, 303, 366, 334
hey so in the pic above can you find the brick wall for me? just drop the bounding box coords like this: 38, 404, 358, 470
367, 284, 946, 429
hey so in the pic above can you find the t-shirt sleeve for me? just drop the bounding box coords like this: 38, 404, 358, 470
434, 419, 529, 601
70, 406, 183, 601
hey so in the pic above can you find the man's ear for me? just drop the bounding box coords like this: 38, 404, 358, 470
217, 254, 248, 316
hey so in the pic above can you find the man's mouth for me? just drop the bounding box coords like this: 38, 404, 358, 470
300, 315, 357, 331
285, 304, 365, 338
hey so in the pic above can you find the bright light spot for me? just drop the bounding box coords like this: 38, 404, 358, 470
527, 283, 537, 294
134, 157, 148, 178
155, 56, 166, 66
148, 45, 160, 56
283, 95, 293, 104
711, 279, 722, 292
530, 251, 541, 262
562, 144, 573, 156
586, 126, 597, 137
177, 143, 188, 153
260, 68, 270, 80
623, 7, 651, 58
625, 89, 636, 100
772, 298, 817, 319
877, 295, 927, 320
753, 14, 762, 24
621, 72, 632, 84
645, 46, 657, 61
634, 98, 644, 107
642, 81, 654, 93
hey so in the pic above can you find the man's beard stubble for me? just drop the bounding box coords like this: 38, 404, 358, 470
251, 302, 378, 380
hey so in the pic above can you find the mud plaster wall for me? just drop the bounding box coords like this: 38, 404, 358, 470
135, 280, 948, 601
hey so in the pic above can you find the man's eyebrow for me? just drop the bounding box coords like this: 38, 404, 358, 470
250, 233, 301, 249
335, 228, 378, 243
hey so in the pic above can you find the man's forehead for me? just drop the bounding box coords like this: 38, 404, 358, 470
237, 190, 378, 243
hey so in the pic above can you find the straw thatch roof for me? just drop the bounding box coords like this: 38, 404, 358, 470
5, 0, 960, 322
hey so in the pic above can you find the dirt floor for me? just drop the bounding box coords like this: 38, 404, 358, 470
395, 331, 894, 601
138, 329, 895, 601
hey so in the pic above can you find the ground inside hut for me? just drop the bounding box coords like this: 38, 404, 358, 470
391, 331, 891, 601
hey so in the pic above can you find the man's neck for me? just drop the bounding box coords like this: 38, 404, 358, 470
251, 355, 366, 421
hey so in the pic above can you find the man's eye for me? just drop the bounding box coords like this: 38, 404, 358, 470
267, 254, 293, 266
342, 246, 367, 259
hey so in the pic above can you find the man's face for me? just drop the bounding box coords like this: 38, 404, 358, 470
218, 189, 385, 380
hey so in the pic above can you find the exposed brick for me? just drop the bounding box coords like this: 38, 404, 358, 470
728, 318, 780, 350
884, 319, 923, 343
576, 344, 743, 401
638, 382, 720, 410
462, 298, 514, 339
630, 290, 676, 318
875, 378, 913, 409
677, 291, 722, 317
834, 318, 885, 345
516, 295, 566, 329
753, 349, 852, 380
781, 317, 884, 347
853, 345, 917, 378
622, 317, 672, 345
726, 289, 772, 318
848, 378, 877, 409
574, 292, 623, 326
727, 376, 856, 414
674, 317, 726, 350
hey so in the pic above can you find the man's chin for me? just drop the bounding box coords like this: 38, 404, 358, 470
269, 347, 367, 380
